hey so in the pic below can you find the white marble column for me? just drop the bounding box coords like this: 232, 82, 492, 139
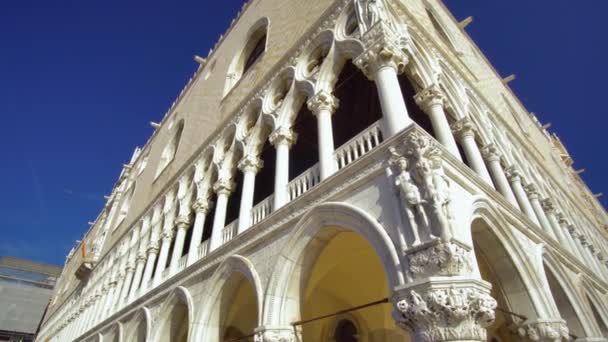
128, 218, 149, 301
187, 199, 212, 265
524, 184, 555, 239
237, 155, 263, 233
353, 23, 412, 137
580, 237, 602, 274
505, 166, 539, 225
452, 117, 493, 184
541, 198, 568, 244
415, 84, 461, 160
269, 127, 297, 210
169, 216, 190, 274
556, 216, 584, 261
116, 261, 134, 308
209, 178, 234, 251
153, 230, 173, 285
481, 144, 518, 206
101, 275, 118, 319
307, 91, 339, 180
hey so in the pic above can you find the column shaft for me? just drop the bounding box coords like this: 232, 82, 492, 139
210, 191, 230, 251
153, 236, 172, 285
484, 154, 518, 206
273, 142, 290, 210
427, 102, 461, 159
169, 224, 188, 274
128, 260, 145, 301
374, 66, 412, 136
140, 249, 157, 290
187, 205, 209, 265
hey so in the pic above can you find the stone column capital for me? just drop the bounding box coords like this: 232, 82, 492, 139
213, 178, 235, 196
504, 165, 522, 183
174, 215, 191, 230
414, 84, 445, 112
392, 279, 497, 342
353, 22, 410, 79
269, 127, 297, 147
306, 90, 339, 114
238, 155, 264, 174
136, 252, 147, 263
253, 325, 296, 342
161, 230, 174, 242
524, 183, 540, 200
192, 199, 213, 214
481, 144, 501, 162
541, 198, 557, 214
146, 241, 160, 255
555, 212, 568, 227
515, 318, 570, 342
451, 117, 477, 140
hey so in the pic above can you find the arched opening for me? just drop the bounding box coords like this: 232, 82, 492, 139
297, 231, 409, 341
224, 20, 268, 95
543, 265, 585, 338
126, 317, 146, 342
201, 264, 260, 342
252, 139, 275, 207
472, 218, 539, 341
158, 300, 189, 342
156, 120, 184, 178
289, 101, 318, 181
586, 293, 608, 337
332, 60, 383, 148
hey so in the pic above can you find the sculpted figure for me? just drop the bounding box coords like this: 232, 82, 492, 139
354, 0, 391, 33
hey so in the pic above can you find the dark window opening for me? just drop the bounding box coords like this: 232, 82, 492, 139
202, 192, 217, 242
334, 319, 358, 342
225, 172, 244, 226
332, 61, 383, 148
243, 34, 266, 75
289, 105, 318, 181
253, 142, 275, 206
181, 218, 194, 257
398, 74, 436, 137
165, 233, 175, 269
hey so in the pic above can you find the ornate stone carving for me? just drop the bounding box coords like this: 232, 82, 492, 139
306, 90, 339, 114
269, 127, 298, 147
514, 318, 570, 342
192, 198, 213, 214
174, 214, 191, 229
238, 155, 264, 174
407, 240, 473, 279
524, 183, 540, 200
213, 178, 235, 196
254, 326, 296, 342
481, 144, 501, 162
353, 21, 410, 79
451, 117, 477, 140
504, 165, 522, 183
414, 84, 445, 112
393, 280, 496, 342
541, 198, 557, 214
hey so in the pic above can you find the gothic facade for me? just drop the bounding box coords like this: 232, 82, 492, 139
37, 0, 608, 341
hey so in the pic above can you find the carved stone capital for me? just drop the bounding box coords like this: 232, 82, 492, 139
481, 144, 501, 162
269, 127, 297, 147
174, 215, 191, 229
524, 183, 540, 200
124, 261, 134, 272
306, 90, 339, 114
136, 252, 147, 263
392, 279, 497, 342
192, 199, 213, 214
353, 21, 410, 79
406, 240, 474, 280
451, 117, 477, 140
541, 198, 557, 214
147, 241, 160, 255
555, 212, 568, 227
505, 165, 522, 183
254, 325, 297, 342
414, 84, 445, 112
213, 178, 235, 196
162, 229, 175, 242
515, 318, 570, 342
238, 155, 264, 174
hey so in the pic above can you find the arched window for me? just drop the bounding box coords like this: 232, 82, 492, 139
155, 120, 184, 178
224, 20, 268, 95
334, 319, 358, 342
425, 7, 458, 51
116, 182, 135, 227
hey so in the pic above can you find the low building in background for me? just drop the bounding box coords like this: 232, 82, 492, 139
0, 257, 61, 342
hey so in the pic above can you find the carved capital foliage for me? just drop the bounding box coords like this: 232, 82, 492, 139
392, 280, 497, 342
481, 144, 501, 162
514, 318, 570, 342
414, 84, 445, 112
407, 240, 474, 280
193, 199, 213, 214
238, 155, 264, 174
353, 21, 410, 79
307, 90, 339, 114
505, 165, 522, 183
254, 326, 296, 342
174, 215, 191, 229
451, 117, 477, 140
524, 183, 540, 200
541, 198, 557, 214
388, 130, 455, 244
147, 241, 160, 255
213, 178, 235, 196
269, 127, 297, 147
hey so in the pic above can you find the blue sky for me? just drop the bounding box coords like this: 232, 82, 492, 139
1, 1, 605, 266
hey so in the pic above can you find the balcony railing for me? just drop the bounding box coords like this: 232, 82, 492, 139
222, 220, 238, 244
177, 255, 187, 272
197, 240, 210, 259
288, 164, 321, 202
251, 195, 273, 226
335, 121, 383, 171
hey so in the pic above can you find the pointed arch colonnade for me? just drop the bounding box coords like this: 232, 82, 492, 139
39, 0, 608, 341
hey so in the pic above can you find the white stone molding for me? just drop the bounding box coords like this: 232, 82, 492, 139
254, 325, 297, 342
514, 318, 570, 342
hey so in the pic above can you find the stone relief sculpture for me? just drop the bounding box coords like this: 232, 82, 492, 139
389, 131, 455, 245
354, 0, 394, 33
